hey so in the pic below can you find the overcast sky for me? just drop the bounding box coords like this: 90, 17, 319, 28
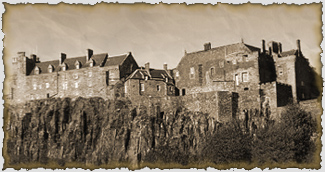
3, 3, 322, 75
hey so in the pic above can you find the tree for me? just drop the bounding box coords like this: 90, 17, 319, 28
252, 103, 317, 164
200, 121, 252, 164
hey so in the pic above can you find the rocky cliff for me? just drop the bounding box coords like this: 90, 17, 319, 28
4, 97, 219, 168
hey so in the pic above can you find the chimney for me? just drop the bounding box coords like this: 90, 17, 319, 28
163, 63, 168, 71
296, 39, 301, 53
17, 52, 25, 57
145, 62, 150, 71
262, 40, 266, 53
204, 42, 211, 51
87, 49, 93, 61
279, 43, 282, 53
30, 54, 37, 62
60, 53, 66, 64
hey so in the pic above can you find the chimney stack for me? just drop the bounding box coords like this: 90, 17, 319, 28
145, 62, 150, 71
262, 40, 266, 53
60, 53, 66, 64
296, 39, 301, 53
87, 49, 93, 61
204, 42, 211, 51
30, 54, 37, 62
163, 63, 168, 71
279, 43, 282, 53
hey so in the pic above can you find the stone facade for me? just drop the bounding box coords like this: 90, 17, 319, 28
10, 50, 138, 103
8, 39, 321, 123
174, 39, 321, 120
124, 63, 175, 99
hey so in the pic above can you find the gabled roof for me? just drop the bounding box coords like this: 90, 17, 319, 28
126, 68, 173, 81
280, 49, 297, 57
31, 60, 60, 75
104, 53, 129, 67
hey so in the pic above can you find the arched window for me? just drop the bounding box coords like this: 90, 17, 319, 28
75, 61, 80, 69
48, 65, 53, 73
35, 67, 40, 74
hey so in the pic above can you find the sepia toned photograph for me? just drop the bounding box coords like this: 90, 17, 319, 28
1, 1, 323, 170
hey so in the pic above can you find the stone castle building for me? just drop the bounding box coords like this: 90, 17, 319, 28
10, 49, 138, 103
8, 39, 321, 122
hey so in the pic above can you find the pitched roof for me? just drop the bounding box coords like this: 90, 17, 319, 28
177, 42, 260, 69
29, 53, 109, 75
104, 53, 129, 67
31, 60, 60, 75
186, 42, 260, 56
126, 68, 173, 81
62, 56, 87, 70
83, 53, 108, 67
280, 49, 297, 57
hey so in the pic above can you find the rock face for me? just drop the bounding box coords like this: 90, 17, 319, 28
5, 97, 218, 167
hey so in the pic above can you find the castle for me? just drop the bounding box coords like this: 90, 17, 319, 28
8, 39, 321, 122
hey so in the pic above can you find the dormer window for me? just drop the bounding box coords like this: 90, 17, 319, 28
89, 60, 94, 67
62, 64, 66, 71
75, 61, 80, 69
35, 67, 40, 74
48, 65, 53, 73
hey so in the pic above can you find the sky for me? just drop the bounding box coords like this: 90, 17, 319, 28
3, 3, 322, 77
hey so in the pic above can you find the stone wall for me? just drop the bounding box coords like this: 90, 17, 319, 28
125, 79, 175, 99
179, 91, 237, 122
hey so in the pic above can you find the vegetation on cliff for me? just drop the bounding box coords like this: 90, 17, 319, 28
4, 98, 319, 168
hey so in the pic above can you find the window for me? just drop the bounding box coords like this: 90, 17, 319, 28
38, 84, 42, 89
106, 71, 109, 86
145, 76, 148, 80
62, 65, 66, 71
89, 61, 93, 67
75, 82, 79, 88
182, 88, 186, 96
45, 83, 50, 88
243, 55, 249, 62
33, 83, 37, 90
242, 72, 248, 82
125, 85, 128, 94
219, 61, 224, 68
232, 59, 237, 65
210, 67, 215, 76
235, 74, 239, 85
170, 86, 173, 92
278, 67, 283, 75
48, 65, 53, 73
301, 81, 304, 86
35, 67, 40, 74
175, 71, 180, 79
157, 85, 160, 91
88, 71, 92, 77
140, 83, 145, 91
190, 67, 195, 79
63, 82, 68, 90
73, 73, 78, 79
75, 61, 80, 69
